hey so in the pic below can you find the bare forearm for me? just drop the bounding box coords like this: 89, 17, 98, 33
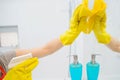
15, 38, 63, 58
106, 37, 120, 52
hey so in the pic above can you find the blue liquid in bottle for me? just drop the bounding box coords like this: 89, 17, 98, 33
69, 55, 82, 80
86, 54, 100, 80
87, 62, 100, 80
70, 63, 82, 80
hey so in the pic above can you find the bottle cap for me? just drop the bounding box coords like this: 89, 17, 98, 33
68, 55, 79, 65
91, 54, 101, 64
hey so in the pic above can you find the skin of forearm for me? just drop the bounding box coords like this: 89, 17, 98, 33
106, 37, 120, 52
15, 38, 64, 58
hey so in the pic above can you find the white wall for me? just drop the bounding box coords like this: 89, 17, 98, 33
0, 0, 71, 79
0, 0, 120, 80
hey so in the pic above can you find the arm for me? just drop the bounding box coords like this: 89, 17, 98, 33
106, 37, 120, 53
15, 5, 82, 58
15, 38, 63, 58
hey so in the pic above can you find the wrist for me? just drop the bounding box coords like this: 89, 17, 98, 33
94, 31, 111, 44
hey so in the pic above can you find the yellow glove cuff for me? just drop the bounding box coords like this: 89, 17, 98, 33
94, 31, 111, 44
60, 30, 80, 45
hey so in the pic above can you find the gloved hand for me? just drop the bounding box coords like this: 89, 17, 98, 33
79, 0, 92, 34
60, 5, 81, 45
60, 1, 91, 45
4, 57, 39, 80
93, 0, 111, 44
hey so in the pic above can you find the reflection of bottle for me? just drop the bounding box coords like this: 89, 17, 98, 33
86, 54, 100, 80
69, 55, 82, 80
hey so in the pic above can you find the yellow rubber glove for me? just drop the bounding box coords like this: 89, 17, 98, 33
4, 57, 39, 80
93, 0, 111, 44
60, 4, 82, 45
60, 2, 91, 45
79, 0, 92, 34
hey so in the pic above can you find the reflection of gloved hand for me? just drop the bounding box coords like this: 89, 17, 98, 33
79, 0, 92, 34
4, 57, 39, 80
93, 0, 111, 44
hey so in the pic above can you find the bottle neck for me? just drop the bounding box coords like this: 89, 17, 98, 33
73, 60, 79, 65
91, 55, 96, 64
73, 55, 79, 65
91, 60, 96, 64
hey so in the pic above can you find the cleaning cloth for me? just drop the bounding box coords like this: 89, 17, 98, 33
4, 57, 39, 80
60, 3, 90, 45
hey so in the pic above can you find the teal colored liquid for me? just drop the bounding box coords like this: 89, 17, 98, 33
86, 62, 100, 80
69, 63, 82, 80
